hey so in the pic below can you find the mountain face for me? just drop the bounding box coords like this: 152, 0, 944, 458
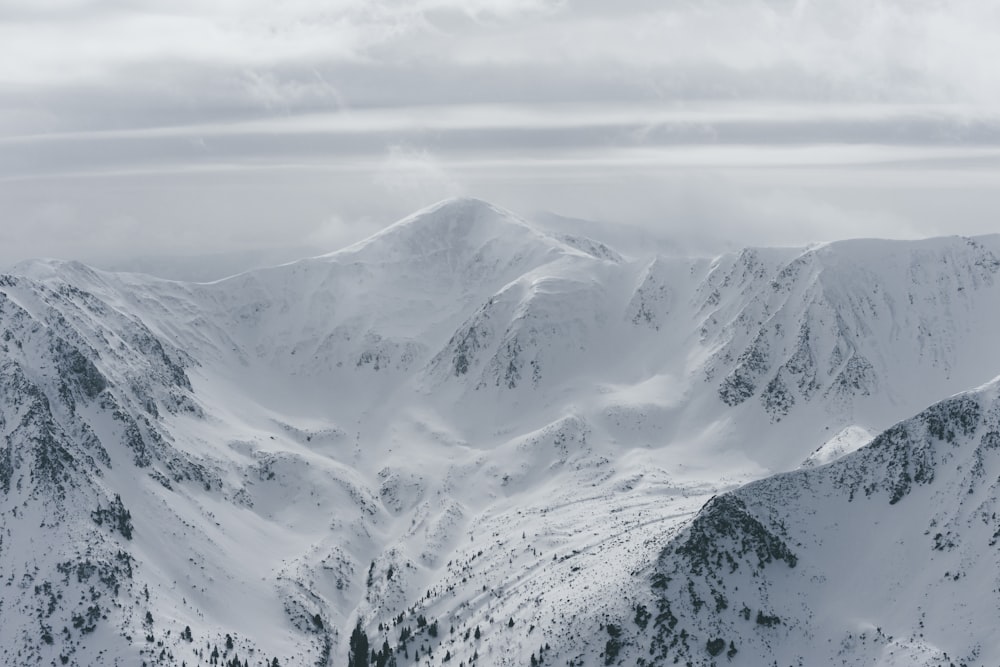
1, 198, 999, 666
630, 381, 1000, 667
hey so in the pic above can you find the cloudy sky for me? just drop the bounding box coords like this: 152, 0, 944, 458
3, 0, 1000, 273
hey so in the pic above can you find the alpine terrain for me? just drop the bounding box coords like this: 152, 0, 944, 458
2, 197, 999, 666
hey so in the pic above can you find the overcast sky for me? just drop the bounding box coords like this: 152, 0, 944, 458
3, 0, 1000, 273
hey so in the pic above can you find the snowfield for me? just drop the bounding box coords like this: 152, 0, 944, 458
2, 198, 999, 666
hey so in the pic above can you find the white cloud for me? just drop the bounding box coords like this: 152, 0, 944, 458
0, 0, 566, 86
3, 0, 1000, 268
373, 144, 464, 209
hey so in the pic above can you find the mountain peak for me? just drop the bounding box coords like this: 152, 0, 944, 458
415, 196, 512, 220
341, 197, 541, 258
320, 198, 578, 294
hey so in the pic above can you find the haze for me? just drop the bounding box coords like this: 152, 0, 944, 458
3, 0, 1000, 276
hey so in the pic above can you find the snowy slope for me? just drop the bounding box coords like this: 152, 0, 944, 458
2, 198, 1000, 666
624, 377, 1000, 667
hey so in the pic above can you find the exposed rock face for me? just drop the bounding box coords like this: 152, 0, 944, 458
635, 386, 1000, 666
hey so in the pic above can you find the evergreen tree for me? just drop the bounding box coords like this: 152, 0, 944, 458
348, 620, 370, 667
372, 640, 393, 667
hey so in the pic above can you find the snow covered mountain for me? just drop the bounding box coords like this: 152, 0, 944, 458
632, 378, 1000, 667
2, 197, 999, 666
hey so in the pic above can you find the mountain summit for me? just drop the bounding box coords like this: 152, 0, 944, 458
343, 197, 552, 258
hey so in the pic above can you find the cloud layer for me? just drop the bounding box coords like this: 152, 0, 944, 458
3, 0, 1000, 270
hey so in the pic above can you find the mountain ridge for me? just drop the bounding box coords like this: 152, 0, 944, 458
636, 375, 1000, 666
2, 199, 1000, 666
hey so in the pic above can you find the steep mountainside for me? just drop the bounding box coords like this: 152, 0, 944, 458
2, 198, 1000, 666
627, 378, 1000, 667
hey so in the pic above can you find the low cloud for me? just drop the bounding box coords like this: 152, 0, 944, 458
374, 144, 464, 210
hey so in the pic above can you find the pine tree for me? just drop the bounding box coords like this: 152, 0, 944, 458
372, 640, 392, 667
348, 620, 370, 667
